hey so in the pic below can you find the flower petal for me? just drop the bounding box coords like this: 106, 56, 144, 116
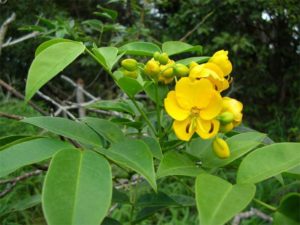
164, 91, 190, 121
195, 118, 220, 139
200, 91, 223, 120
173, 118, 195, 141
175, 77, 214, 110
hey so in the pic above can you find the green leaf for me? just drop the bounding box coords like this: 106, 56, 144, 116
26, 41, 85, 101
92, 47, 121, 71
176, 56, 210, 65
277, 193, 300, 223
195, 174, 256, 225
162, 41, 202, 56
43, 149, 112, 225
237, 143, 300, 184
23, 117, 103, 146
116, 76, 143, 97
136, 192, 179, 207
141, 136, 163, 160
87, 99, 136, 115
81, 117, 125, 143
0, 135, 28, 150
119, 42, 161, 56
157, 151, 203, 178
143, 81, 169, 106
96, 139, 157, 191
101, 218, 122, 225
273, 212, 300, 225
0, 138, 71, 177
35, 39, 74, 56
191, 132, 266, 168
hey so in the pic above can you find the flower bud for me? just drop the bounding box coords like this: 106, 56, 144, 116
121, 59, 138, 71
160, 65, 174, 78
121, 68, 138, 79
159, 53, 169, 65
218, 112, 234, 124
219, 123, 234, 133
212, 138, 230, 159
174, 63, 189, 77
144, 59, 160, 78
153, 51, 161, 61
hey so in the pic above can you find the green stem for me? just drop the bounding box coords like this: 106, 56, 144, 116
253, 198, 277, 211
129, 96, 157, 136
154, 83, 162, 136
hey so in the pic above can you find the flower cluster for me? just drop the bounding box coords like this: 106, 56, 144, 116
163, 50, 243, 158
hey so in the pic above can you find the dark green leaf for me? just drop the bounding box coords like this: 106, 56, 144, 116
141, 136, 162, 160
162, 41, 202, 56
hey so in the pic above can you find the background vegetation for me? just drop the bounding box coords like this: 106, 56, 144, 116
0, 0, 299, 224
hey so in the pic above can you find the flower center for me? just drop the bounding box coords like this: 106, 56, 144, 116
191, 107, 200, 116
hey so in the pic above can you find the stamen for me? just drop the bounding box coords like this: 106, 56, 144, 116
186, 123, 191, 134
209, 122, 214, 133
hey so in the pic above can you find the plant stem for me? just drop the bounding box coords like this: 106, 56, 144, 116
129, 96, 157, 136
253, 198, 277, 211
154, 83, 162, 136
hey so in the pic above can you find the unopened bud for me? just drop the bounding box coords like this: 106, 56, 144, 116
121, 69, 138, 79
174, 63, 189, 77
160, 65, 174, 78
218, 112, 234, 124
153, 51, 161, 61
121, 59, 138, 71
212, 138, 230, 159
144, 59, 160, 77
159, 53, 169, 65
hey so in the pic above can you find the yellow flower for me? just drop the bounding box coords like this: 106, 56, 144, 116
209, 50, 232, 76
164, 77, 222, 141
212, 137, 230, 159
219, 97, 243, 132
189, 63, 229, 92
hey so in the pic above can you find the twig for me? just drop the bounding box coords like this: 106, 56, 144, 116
75, 79, 86, 118
0, 170, 43, 198
2, 31, 40, 48
180, 11, 214, 42
61, 75, 98, 100
37, 91, 78, 121
0, 12, 16, 56
0, 111, 24, 120
232, 207, 273, 225
0, 79, 48, 115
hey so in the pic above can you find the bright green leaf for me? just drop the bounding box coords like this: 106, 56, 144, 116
43, 149, 112, 225
23, 117, 103, 146
92, 47, 121, 71
26, 41, 85, 101
176, 56, 210, 65
141, 136, 162, 160
81, 117, 125, 143
119, 42, 161, 56
143, 81, 169, 106
196, 173, 256, 225
96, 139, 157, 191
116, 76, 143, 97
162, 41, 202, 56
237, 143, 300, 184
157, 151, 203, 178
35, 38, 74, 56
0, 138, 71, 177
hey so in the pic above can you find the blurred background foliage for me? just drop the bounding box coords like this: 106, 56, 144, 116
0, 0, 299, 224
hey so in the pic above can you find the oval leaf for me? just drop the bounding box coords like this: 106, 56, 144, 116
237, 143, 300, 184
119, 42, 161, 56
97, 139, 157, 191
23, 117, 103, 146
196, 174, 256, 225
35, 38, 74, 56
26, 41, 85, 101
43, 149, 112, 225
176, 56, 209, 65
81, 117, 125, 143
162, 41, 202, 56
0, 138, 71, 177
157, 151, 203, 178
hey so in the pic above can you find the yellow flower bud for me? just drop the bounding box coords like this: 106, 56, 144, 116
219, 123, 234, 133
218, 111, 234, 124
159, 53, 169, 65
121, 68, 138, 79
189, 61, 199, 69
144, 59, 160, 78
153, 51, 161, 61
121, 59, 138, 71
174, 63, 189, 77
212, 138, 230, 159
160, 65, 174, 78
